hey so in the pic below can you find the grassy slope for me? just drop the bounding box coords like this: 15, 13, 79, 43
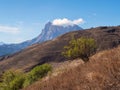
23, 46, 120, 90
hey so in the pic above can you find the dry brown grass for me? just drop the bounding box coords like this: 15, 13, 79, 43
23, 46, 120, 90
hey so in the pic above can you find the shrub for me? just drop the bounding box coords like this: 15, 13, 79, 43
9, 75, 25, 90
23, 64, 52, 87
0, 64, 52, 89
0, 70, 25, 90
62, 37, 97, 61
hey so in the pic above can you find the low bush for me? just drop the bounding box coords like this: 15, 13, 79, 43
9, 75, 25, 90
0, 70, 25, 90
23, 63, 52, 87
0, 64, 52, 90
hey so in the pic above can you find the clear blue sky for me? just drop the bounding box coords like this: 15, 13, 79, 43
0, 0, 120, 43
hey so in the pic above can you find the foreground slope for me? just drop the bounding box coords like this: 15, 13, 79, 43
23, 45, 120, 90
0, 26, 120, 73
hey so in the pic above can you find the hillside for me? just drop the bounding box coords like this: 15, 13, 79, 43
0, 26, 120, 74
23, 45, 120, 90
0, 22, 82, 56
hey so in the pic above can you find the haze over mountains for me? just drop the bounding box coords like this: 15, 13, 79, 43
0, 42, 5, 45
0, 22, 82, 56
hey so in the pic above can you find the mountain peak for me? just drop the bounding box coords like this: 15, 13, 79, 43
0, 22, 83, 56
45, 22, 52, 26
35, 22, 83, 42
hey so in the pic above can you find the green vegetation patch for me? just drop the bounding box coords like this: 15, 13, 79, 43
23, 64, 52, 87
62, 37, 97, 61
0, 64, 52, 90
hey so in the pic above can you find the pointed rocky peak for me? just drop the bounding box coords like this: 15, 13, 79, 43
34, 22, 83, 43
44, 22, 52, 30
46, 22, 52, 25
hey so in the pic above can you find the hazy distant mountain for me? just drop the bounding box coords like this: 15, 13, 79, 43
33, 22, 82, 43
0, 42, 5, 46
0, 22, 82, 56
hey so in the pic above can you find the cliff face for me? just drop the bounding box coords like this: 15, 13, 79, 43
33, 22, 82, 43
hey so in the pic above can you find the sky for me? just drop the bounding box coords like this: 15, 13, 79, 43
0, 0, 120, 44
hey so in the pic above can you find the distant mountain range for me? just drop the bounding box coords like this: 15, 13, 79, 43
0, 22, 82, 56
0, 42, 5, 45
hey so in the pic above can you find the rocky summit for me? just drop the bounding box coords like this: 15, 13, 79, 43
0, 22, 82, 56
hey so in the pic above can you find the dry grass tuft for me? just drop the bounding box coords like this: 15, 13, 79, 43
23, 46, 120, 90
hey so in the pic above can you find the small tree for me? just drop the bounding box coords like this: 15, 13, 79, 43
62, 37, 97, 61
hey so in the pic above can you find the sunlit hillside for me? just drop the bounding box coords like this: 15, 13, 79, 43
23, 46, 120, 90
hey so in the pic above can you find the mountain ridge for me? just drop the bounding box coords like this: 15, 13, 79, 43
0, 26, 120, 73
